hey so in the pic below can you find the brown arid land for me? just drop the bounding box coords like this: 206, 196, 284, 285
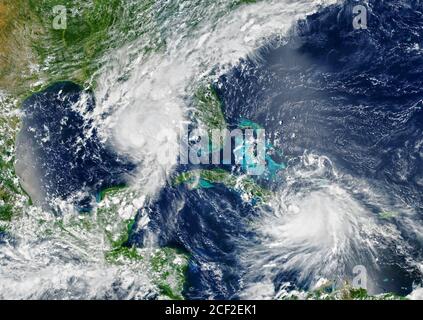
0, 1, 44, 96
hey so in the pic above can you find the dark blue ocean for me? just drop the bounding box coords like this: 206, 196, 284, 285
18, 82, 135, 211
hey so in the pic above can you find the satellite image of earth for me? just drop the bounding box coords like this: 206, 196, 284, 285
0, 0, 422, 300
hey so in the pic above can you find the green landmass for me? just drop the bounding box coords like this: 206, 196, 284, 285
282, 282, 408, 300
379, 211, 399, 220
150, 247, 190, 300
97, 184, 128, 203
1, 0, 161, 97
97, 186, 189, 300
27, 185, 190, 300
194, 84, 227, 131
173, 168, 271, 203
0, 96, 26, 226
